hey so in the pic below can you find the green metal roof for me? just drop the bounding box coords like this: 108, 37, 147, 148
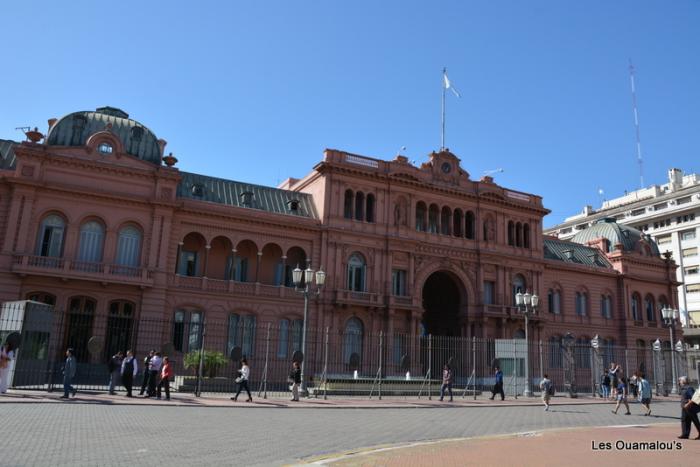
570, 217, 660, 256
544, 237, 612, 268
46, 107, 161, 165
177, 171, 318, 219
0, 139, 17, 170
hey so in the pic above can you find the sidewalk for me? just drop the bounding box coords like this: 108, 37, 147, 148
306, 424, 700, 466
0, 389, 681, 409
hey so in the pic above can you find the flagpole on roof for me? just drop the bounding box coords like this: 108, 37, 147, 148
441, 67, 446, 150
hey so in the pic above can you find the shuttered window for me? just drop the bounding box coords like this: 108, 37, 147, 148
77, 221, 105, 263
116, 226, 141, 267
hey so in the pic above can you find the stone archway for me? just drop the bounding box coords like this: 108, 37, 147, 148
421, 270, 467, 337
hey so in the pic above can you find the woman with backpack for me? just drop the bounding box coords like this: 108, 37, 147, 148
540, 374, 553, 411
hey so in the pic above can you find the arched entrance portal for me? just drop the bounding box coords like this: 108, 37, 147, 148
422, 271, 466, 337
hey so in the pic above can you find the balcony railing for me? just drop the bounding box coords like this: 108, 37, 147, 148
169, 274, 302, 300
12, 254, 153, 285
334, 289, 383, 306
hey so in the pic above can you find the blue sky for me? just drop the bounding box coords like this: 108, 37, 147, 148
1, 1, 698, 226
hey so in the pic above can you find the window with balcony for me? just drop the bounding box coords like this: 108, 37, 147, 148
347, 254, 366, 292
343, 189, 353, 219
645, 295, 655, 322
511, 274, 525, 305
77, 221, 105, 264
392, 269, 407, 296
37, 215, 65, 258
178, 251, 199, 276
484, 281, 495, 305
600, 295, 613, 319
115, 226, 142, 268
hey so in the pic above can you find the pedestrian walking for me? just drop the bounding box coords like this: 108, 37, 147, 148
139, 349, 155, 396
629, 373, 638, 399
61, 348, 77, 399
289, 361, 301, 401
146, 351, 163, 397
678, 376, 700, 439
539, 374, 553, 411
489, 366, 505, 401
638, 373, 652, 416
230, 358, 252, 402
157, 356, 173, 401
121, 350, 138, 397
0, 342, 15, 394
439, 364, 454, 402
600, 369, 611, 399
108, 351, 124, 395
612, 376, 631, 415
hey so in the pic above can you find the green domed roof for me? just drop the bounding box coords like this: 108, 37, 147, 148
571, 218, 660, 256
46, 107, 161, 164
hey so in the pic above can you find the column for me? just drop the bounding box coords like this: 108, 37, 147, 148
203, 244, 211, 278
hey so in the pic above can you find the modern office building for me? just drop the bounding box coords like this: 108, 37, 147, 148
546, 169, 700, 346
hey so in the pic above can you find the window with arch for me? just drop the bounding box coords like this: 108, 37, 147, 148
547, 288, 561, 314
575, 291, 588, 316
343, 317, 364, 366
524, 223, 531, 248
548, 335, 563, 368
173, 309, 203, 353
37, 214, 65, 258
644, 295, 656, 322
354, 192, 365, 221
65, 296, 96, 362
415, 202, 427, 231
507, 221, 515, 246
515, 222, 523, 247
365, 194, 375, 223
631, 293, 641, 321
601, 294, 613, 319
453, 209, 463, 237
115, 226, 142, 269
277, 319, 289, 358
105, 300, 134, 359
575, 337, 591, 368
26, 292, 56, 306
347, 254, 366, 292
440, 207, 451, 235
77, 220, 105, 264
428, 204, 439, 233
343, 190, 353, 219
465, 211, 475, 239
511, 274, 525, 305
227, 313, 256, 357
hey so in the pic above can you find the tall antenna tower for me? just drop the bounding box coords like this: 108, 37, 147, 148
628, 60, 644, 188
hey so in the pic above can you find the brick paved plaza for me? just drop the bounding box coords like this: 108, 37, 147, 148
0, 396, 695, 466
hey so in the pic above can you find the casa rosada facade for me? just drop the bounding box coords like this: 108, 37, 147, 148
0, 107, 682, 363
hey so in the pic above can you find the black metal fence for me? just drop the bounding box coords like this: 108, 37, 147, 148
1, 301, 696, 398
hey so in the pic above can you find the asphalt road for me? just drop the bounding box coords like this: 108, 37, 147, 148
0, 401, 682, 466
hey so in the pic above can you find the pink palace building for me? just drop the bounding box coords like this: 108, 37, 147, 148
0, 107, 682, 380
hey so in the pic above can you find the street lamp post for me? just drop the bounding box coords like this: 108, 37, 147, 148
292, 264, 326, 397
515, 291, 538, 397
661, 307, 679, 394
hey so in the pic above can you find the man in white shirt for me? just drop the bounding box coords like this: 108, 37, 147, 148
147, 352, 163, 397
